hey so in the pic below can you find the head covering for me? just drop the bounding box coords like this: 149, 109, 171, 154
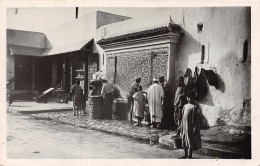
101, 76, 107, 80
153, 78, 159, 82
135, 76, 141, 80
159, 76, 165, 82
185, 68, 192, 76
177, 76, 184, 83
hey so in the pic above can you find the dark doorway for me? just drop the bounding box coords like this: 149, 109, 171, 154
35, 57, 52, 92
15, 56, 33, 90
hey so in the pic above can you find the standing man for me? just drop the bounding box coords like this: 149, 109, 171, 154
70, 80, 82, 116
147, 78, 164, 129
101, 76, 118, 119
128, 76, 142, 122
179, 92, 201, 159
159, 76, 173, 129
172, 76, 187, 137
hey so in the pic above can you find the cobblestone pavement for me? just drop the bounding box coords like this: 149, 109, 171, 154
30, 111, 251, 159
7, 113, 213, 159
31, 111, 169, 144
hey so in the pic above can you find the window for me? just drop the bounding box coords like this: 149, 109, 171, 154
76, 7, 78, 19
197, 23, 203, 33
201, 45, 205, 64
242, 40, 248, 62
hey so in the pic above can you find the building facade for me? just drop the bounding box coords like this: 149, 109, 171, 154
96, 7, 251, 127
7, 10, 130, 100
6, 7, 251, 127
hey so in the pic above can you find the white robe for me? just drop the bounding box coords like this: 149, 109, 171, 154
147, 83, 164, 122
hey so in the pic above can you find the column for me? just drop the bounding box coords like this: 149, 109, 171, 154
32, 58, 35, 89
167, 35, 181, 96
52, 56, 57, 87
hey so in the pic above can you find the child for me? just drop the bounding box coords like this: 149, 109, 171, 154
179, 92, 201, 159
133, 86, 145, 126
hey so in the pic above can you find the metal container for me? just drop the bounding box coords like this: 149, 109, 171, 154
172, 137, 182, 149
88, 96, 103, 119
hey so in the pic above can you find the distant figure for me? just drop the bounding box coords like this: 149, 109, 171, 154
128, 76, 142, 122
147, 78, 164, 129
6, 86, 13, 106
179, 92, 201, 159
173, 76, 187, 132
133, 86, 146, 126
70, 80, 82, 116
159, 76, 173, 130
184, 68, 197, 97
101, 76, 118, 119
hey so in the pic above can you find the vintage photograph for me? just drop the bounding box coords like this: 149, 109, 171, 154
5, 7, 251, 159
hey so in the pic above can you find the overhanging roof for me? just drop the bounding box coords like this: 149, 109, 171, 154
97, 23, 183, 45
8, 39, 93, 57
42, 39, 93, 56
9, 44, 46, 56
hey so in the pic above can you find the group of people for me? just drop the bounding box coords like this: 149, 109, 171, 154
70, 68, 201, 158
128, 68, 201, 159
128, 76, 173, 129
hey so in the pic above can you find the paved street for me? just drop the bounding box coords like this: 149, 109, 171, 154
7, 112, 213, 159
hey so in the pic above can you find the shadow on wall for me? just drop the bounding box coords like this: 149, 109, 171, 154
202, 68, 225, 93
195, 68, 226, 106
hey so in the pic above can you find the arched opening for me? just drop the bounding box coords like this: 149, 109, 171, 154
197, 23, 203, 33
201, 45, 205, 64
242, 40, 248, 63
76, 7, 78, 19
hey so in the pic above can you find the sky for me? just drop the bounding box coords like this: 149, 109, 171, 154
7, 7, 174, 32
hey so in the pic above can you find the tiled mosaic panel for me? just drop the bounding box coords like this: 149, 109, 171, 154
117, 55, 152, 91
106, 57, 115, 83
152, 52, 168, 79
106, 47, 169, 93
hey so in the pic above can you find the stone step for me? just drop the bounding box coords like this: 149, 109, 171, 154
159, 134, 250, 159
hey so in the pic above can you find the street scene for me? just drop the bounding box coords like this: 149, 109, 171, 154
7, 112, 214, 159
5, 7, 251, 159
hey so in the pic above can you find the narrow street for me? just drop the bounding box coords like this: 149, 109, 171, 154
7, 112, 212, 159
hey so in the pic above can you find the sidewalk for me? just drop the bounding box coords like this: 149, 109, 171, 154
7, 101, 73, 114
8, 101, 251, 159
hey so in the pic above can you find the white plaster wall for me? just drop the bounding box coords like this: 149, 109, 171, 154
96, 11, 131, 29
44, 12, 97, 48
171, 7, 251, 126
7, 8, 75, 32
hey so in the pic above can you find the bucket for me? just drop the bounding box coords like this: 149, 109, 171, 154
172, 137, 182, 149
88, 96, 103, 119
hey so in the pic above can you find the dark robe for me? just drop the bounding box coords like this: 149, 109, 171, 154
174, 86, 187, 127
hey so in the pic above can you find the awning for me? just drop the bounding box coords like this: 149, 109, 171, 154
8, 39, 93, 57
9, 44, 46, 56
42, 39, 93, 56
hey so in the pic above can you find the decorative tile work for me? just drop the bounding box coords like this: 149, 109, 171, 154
106, 47, 169, 93
106, 57, 115, 83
